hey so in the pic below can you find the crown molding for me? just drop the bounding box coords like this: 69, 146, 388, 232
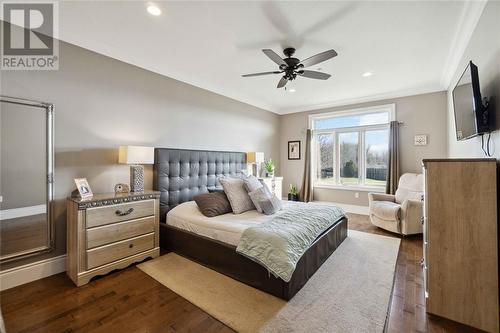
276, 85, 445, 115
440, 0, 487, 89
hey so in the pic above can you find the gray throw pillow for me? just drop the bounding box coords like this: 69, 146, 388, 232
260, 181, 273, 197
243, 175, 263, 192
219, 177, 255, 214
193, 192, 232, 217
259, 195, 283, 215
248, 187, 271, 213
216, 173, 246, 188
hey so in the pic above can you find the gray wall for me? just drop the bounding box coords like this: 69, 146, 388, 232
447, 1, 500, 157
280, 91, 447, 206
1, 40, 280, 269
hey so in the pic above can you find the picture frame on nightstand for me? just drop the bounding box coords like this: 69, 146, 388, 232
74, 178, 93, 199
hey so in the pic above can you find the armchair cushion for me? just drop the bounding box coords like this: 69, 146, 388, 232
368, 192, 396, 203
370, 201, 401, 221
395, 173, 424, 204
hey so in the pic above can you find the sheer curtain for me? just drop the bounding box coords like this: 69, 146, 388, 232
300, 129, 313, 202
385, 121, 400, 194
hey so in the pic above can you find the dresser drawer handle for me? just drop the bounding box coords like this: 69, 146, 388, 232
115, 208, 134, 216
129, 243, 134, 248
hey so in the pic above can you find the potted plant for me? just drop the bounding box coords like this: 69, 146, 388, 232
263, 158, 275, 177
288, 184, 300, 201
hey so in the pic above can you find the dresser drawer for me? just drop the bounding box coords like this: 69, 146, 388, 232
86, 233, 155, 270
86, 216, 155, 249
86, 200, 154, 228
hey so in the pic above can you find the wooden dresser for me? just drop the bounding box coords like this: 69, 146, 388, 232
423, 159, 499, 332
67, 191, 160, 286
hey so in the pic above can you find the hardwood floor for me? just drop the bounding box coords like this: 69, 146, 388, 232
1, 214, 484, 333
1, 213, 47, 257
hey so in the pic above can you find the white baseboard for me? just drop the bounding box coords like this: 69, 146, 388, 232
314, 201, 369, 215
0, 255, 66, 291
0, 204, 46, 220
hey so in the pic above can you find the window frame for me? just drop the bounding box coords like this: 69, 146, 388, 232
309, 104, 396, 192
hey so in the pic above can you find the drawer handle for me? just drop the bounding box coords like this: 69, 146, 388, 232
115, 208, 134, 216
129, 243, 134, 249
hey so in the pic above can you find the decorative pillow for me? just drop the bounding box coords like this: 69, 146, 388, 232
243, 175, 263, 192
193, 192, 232, 217
260, 181, 273, 197
219, 177, 255, 214
216, 173, 246, 188
259, 195, 283, 215
248, 187, 271, 213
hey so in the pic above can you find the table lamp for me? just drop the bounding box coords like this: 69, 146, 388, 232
247, 152, 264, 177
118, 146, 154, 192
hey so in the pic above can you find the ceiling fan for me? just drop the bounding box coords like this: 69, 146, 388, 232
242, 47, 337, 88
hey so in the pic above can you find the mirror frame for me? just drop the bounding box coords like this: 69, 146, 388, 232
0, 95, 55, 263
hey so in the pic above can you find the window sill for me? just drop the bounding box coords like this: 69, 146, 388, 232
314, 184, 385, 193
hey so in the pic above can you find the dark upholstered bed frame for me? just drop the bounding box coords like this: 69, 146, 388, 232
153, 148, 348, 300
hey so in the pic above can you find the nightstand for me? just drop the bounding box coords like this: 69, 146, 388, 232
66, 191, 160, 286
260, 177, 283, 199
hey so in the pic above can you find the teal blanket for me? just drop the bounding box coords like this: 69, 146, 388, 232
236, 202, 345, 282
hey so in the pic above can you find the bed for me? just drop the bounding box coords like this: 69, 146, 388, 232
153, 148, 348, 300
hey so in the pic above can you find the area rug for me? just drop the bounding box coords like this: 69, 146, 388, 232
138, 230, 400, 333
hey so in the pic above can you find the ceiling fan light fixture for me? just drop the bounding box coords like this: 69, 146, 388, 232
242, 47, 337, 89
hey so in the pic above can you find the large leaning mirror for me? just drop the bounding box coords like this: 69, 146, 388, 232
0, 96, 54, 263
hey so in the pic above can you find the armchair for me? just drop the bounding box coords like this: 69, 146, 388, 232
368, 173, 424, 235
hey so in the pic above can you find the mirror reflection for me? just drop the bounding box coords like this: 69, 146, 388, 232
0, 98, 51, 261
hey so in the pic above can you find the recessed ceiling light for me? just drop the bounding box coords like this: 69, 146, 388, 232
147, 4, 161, 16
289, 88, 296, 93
362, 71, 373, 77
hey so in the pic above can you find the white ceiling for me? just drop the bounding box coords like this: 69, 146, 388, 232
56, 1, 472, 114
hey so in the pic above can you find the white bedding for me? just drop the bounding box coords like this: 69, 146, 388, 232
166, 201, 296, 246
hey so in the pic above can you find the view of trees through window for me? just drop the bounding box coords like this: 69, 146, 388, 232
313, 109, 391, 188
339, 132, 359, 184
316, 134, 334, 183
365, 130, 389, 186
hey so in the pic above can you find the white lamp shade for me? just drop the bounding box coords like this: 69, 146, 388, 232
247, 152, 264, 163
118, 146, 154, 165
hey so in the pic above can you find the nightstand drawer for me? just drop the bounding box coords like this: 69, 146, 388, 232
86, 233, 155, 270
86, 216, 155, 249
86, 199, 154, 228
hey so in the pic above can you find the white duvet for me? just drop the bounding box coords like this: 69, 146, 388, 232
166, 200, 296, 246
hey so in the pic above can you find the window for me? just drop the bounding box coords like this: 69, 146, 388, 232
310, 104, 395, 190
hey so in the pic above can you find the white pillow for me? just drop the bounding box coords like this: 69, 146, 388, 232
219, 177, 255, 214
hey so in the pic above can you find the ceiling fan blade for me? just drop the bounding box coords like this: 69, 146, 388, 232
299, 70, 331, 80
277, 76, 288, 88
242, 71, 282, 77
300, 49, 338, 68
301, 4, 356, 37
262, 2, 302, 48
262, 49, 287, 67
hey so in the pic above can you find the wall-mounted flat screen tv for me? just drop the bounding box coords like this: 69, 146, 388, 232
452, 61, 489, 141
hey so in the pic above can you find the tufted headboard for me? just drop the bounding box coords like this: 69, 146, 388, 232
153, 148, 247, 222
